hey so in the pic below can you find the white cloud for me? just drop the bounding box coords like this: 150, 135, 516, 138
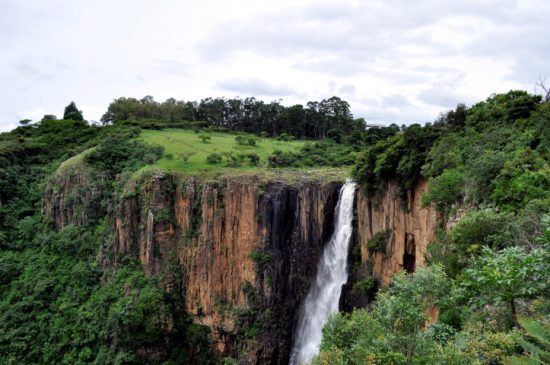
0, 0, 548, 132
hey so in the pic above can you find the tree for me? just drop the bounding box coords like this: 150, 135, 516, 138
41, 114, 57, 121
19, 119, 31, 126
461, 246, 549, 327
63, 101, 84, 121
423, 168, 464, 211
327, 128, 342, 143
536, 77, 550, 102
313, 266, 449, 364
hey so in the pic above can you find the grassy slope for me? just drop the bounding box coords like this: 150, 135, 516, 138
52, 129, 349, 183
138, 129, 306, 172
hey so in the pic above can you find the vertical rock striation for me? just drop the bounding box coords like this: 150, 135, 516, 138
355, 180, 439, 285
43, 159, 441, 364
111, 172, 341, 364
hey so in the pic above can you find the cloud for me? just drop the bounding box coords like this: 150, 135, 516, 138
0, 0, 548, 132
418, 87, 473, 108
216, 78, 294, 97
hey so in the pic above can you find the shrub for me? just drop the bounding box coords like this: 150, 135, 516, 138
249, 250, 272, 266
235, 135, 256, 146
367, 230, 391, 252
235, 135, 246, 145
268, 149, 300, 167
465, 151, 505, 203
460, 246, 549, 327
245, 153, 260, 166
352, 277, 376, 297
327, 128, 342, 143
223, 152, 240, 167
206, 153, 222, 164
423, 168, 464, 211
450, 209, 513, 252
276, 132, 293, 141
315, 266, 449, 363
86, 131, 163, 177
491, 150, 550, 211
198, 134, 211, 143
178, 151, 196, 162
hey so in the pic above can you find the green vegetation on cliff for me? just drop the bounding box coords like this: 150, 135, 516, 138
320, 91, 550, 364
137, 129, 305, 172
0, 114, 215, 364
0, 91, 548, 364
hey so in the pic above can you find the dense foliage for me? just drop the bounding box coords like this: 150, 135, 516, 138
101, 95, 367, 140
0, 109, 214, 364
320, 91, 550, 364
1, 90, 549, 364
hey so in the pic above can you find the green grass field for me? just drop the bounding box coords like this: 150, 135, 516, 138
138, 129, 306, 172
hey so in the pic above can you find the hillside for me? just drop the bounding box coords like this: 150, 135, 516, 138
0, 91, 548, 365
138, 129, 305, 172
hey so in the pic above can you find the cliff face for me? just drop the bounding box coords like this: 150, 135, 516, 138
355, 180, 438, 285
43, 160, 440, 364
111, 171, 341, 364
42, 159, 106, 229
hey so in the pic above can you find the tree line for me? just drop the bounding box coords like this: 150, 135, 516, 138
100, 95, 367, 139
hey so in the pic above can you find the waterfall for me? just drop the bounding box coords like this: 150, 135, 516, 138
289, 180, 357, 365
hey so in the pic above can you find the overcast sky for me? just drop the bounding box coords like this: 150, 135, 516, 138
1, 0, 549, 131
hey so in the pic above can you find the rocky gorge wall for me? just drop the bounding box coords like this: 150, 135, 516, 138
116, 172, 344, 364
355, 180, 439, 286
44, 165, 343, 364
43, 161, 440, 364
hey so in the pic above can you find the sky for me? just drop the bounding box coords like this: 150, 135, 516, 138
1, 0, 549, 132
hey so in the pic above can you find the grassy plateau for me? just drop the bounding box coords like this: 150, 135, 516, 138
138, 129, 305, 172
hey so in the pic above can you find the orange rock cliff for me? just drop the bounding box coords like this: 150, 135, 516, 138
43, 166, 440, 364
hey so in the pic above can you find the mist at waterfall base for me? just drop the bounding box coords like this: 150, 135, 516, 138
289, 180, 357, 365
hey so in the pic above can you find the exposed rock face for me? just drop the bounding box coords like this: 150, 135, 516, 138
111, 172, 341, 364
42, 161, 105, 229
43, 160, 441, 364
355, 180, 438, 285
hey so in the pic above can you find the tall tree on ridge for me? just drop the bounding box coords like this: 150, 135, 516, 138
63, 101, 84, 121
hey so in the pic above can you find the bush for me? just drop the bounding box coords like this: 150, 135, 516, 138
198, 134, 211, 143
450, 209, 513, 252
235, 135, 256, 146
249, 153, 260, 165
223, 152, 241, 167
235, 135, 246, 145
327, 128, 342, 143
423, 168, 464, 211
178, 151, 196, 162
85, 131, 163, 177
249, 250, 272, 266
491, 149, 550, 210
206, 153, 222, 164
367, 230, 391, 252
315, 266, 449, 364
268, 149, 300, 167
267, 140, 357, 168
352, 277, 376, 297
276, 132, 293, 141
460, 246, 549, 326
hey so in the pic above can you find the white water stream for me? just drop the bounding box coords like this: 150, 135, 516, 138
289, 180, 357, 365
